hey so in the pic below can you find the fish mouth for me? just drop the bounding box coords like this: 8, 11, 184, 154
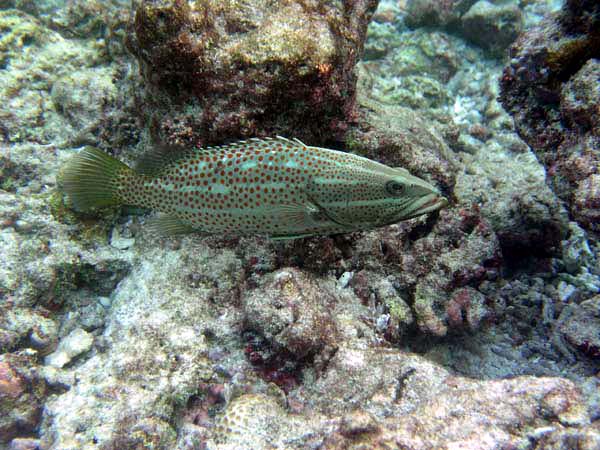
403, 194, 448, 220
420, 195, 448, 213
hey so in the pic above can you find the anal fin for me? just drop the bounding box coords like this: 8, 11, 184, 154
270, 232, 318, 240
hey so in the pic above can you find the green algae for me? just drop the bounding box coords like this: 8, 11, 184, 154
386, 295, 414, 326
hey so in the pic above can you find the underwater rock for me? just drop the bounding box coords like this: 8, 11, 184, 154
352, 205, 501, 337
38, 244, 238, 448
368, 377, 592, 448
4, 0, 129, 42
405, 0, 523, 56
278, 236, 346, 274
242, 268, 339, 361
0, 351, 46, 444
0, 308, 58, 355
212, 393, 287, 448
347, 98, 458, 193
347, 204, 502, 338
558, 296, 600, 360
348, 270, 415, 341
126, 0, 379, 146
499, 0, 600, 234
411, 207, 500, 336
493, 190, 569, 261
460, 1, 524, 57
0, 204, 132, 311
0, 7, 140, 152
7, 437, 41, 450
0, 9, 105, 146
359, 29, 467, 110
44, 327, 93, 368
51, 67, 119, 137
306, 345, 451, 416
405, 0, 477, 30
562, 222, 596, 274
105, 417, 177, 450
185, 343, 599, 448
307, 344, 594, 449
363, 5, 403, 60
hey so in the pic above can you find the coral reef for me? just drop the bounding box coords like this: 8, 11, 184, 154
126, 0, 379, 147
499, 0, 600, 234
1, 0, 599, 448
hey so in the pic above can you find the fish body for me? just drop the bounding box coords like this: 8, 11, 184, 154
61, 137, 447, 238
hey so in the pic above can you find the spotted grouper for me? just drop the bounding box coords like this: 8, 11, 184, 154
60, 137, 448, 239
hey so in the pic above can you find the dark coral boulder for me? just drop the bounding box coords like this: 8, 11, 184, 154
126, 0, 379, 147
499, 0, 600, 234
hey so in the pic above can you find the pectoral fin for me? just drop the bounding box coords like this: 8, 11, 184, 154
276, 201, 333, 228
146, 215, 197, 236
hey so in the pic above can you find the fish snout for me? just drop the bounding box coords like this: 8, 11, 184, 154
406, 192, 448, 219
422, 194, 448, 212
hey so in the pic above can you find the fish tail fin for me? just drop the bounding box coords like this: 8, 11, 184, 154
60, 147, 135, 211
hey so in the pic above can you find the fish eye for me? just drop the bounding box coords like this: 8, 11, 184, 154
385, 181, 406, 196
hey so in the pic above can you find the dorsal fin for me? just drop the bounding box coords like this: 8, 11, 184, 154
135, 136, 306, 175
135, 143, 195, 176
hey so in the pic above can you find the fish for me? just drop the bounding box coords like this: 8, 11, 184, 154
60, 137, 448, 239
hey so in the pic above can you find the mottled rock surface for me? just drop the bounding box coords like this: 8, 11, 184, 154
558, 295, 600, 360
0, 351, 46, 444
500, 0, 600, 234
405, 0, 523, 56
405, 0, 477, 30
460, 1, 524, 57
126, 0, 379, 147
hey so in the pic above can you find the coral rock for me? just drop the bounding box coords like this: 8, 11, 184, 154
558, 295, 600, 360
127, 0, 379, 146
212, 393, 286, 447
405, 0, 522, 56
0, 352, 46, 444
7, 437, 41, 450
411, 207, 500, 336
460, 1, 523, 57
44, 328, 93, 368
499, 1, 600, 234
405, 0, 477, 30
242, 268, 339, 360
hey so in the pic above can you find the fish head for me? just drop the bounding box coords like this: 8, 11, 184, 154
306, 157, 448, 231
375, 168, 449, 224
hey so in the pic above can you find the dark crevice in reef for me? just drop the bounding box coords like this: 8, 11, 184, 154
241, 330, 314, 393
406, 211, 443, 243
